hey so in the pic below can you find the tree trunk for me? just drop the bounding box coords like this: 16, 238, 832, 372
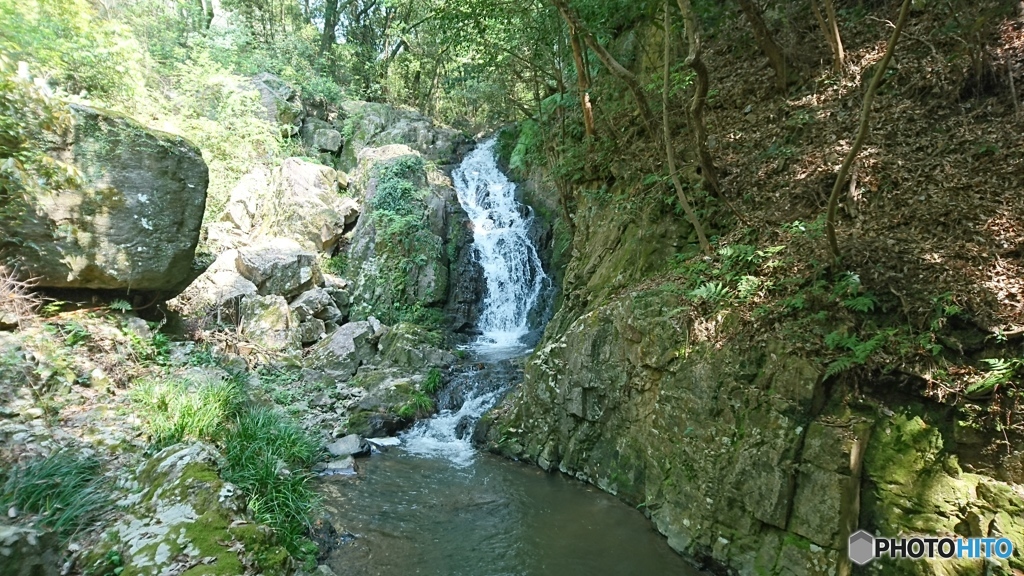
811, 0, 845, 73
320, 0, 341, 56
825, 0, 912, 261
196, 0, 214, 29
550, 0, 656, 136
676, 0, 721, 198
736, 0, 790, 93
569, 29, 597, 138
663, 1, 711, 256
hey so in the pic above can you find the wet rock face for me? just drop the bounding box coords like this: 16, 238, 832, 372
6, 104, 208, 290
481, 290, 863, 573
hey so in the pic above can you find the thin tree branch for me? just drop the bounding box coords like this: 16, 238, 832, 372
825, 0, 912, 262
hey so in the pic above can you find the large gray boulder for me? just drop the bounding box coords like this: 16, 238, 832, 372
338, 101, 471, 170
78, 442, 292, 575
254, 159, 358, 253
5, 104, 208, 290
239, 294, 300, 353
304, 320, 381, 379
211, 160, 358, 255
251, 73, 304, 135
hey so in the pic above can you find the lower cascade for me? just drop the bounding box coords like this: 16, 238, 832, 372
402, 137, 550, 465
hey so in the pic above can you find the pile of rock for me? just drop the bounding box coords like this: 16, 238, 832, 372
168, 238, 357, 353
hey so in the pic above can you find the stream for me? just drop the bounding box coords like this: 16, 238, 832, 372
318, 140, 703, 575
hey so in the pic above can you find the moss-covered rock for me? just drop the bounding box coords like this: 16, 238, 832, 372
80, 443, 291, 576
5, 104, 207, 290
344, 146, 480, 329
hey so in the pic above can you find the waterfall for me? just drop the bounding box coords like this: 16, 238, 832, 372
401, 138, 549, 465
451, 138, 549, 349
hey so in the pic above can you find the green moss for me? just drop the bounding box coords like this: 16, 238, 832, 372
864, 413, 944, 489
178, 508, 246, 576
344, 410, 372, 436
228, 524, 292, 576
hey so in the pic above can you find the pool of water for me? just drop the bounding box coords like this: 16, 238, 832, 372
317, 449, 705, 576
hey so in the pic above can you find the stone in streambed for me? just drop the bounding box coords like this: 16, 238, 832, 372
324, 457, 356, 476
326, 434, 370, 458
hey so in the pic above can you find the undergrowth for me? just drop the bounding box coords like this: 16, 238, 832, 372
130, 374, 322, 563
0, 450, 110, 539
222, 406, 320, 565
653, 216, 1024, 440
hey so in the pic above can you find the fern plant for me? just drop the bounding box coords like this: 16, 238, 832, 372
966, 358, 1021, 397
108, 299, 132, 312
824, 329, 893, 378
689, 281, 729, 303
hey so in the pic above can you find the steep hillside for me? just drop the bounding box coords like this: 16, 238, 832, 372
481, 2, 1024, 574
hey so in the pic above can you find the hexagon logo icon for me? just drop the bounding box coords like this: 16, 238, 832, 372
848, 530, 875, 566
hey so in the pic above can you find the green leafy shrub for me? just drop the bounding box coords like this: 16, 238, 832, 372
0, 0, 144, 103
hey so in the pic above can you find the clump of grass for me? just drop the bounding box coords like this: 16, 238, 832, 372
423, 367, 443, 394
130, 376, 244, 447
222, 406, 320, 564
129, 376, 322, 564
0, 450, 109, 538
397, 391, 434, 419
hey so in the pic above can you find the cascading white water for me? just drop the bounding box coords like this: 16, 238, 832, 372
451, 138, 549, 349
401, 138, 549, 465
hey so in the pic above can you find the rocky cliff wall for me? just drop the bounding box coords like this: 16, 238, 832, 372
480, 193, 1024, 576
